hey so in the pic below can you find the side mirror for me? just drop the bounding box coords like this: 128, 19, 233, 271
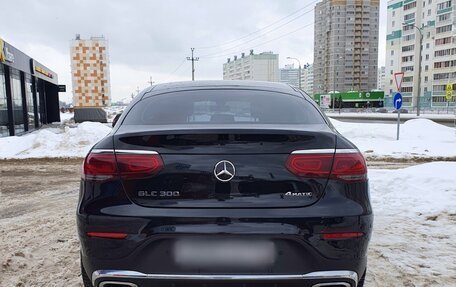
112, 113, 122, 127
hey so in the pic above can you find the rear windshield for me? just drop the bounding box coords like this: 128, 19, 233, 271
123, 89, 325, 125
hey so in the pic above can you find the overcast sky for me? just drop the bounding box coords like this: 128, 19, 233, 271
1, 0, 387, 103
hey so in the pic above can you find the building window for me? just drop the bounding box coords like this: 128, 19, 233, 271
10, 69, 24, 135
25, 75, 35, 130
435, 37, 452, 45
404, 1, 417, 10
0, 65, 9, 137
426, 54, 429, 60
436, 24, 452, 34
402, 45, 415, 52
425, 65, 429, 71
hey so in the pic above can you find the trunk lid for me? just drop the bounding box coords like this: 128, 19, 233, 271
113, 124, 336, 208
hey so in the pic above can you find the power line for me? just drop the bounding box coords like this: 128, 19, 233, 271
199, 7, 315, 58
202, 22, 314, 60
165, 59, 186, 81
195, 0, 319, 50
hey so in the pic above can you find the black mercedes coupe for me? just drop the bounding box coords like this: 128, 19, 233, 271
77, 81, 372, 287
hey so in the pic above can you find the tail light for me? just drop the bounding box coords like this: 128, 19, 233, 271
286, 150, 367, 182
87, 232, 128, 239
321, 232, 364, 240
83, 150, 163, 180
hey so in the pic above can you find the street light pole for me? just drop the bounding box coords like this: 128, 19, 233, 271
286, 57, 301, 89
404, 23, 423, 116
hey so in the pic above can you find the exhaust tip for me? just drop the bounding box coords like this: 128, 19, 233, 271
312, 283, 352, 287
99, 282, 138, 287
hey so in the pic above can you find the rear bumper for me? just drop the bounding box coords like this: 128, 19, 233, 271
92, 270, 358, 287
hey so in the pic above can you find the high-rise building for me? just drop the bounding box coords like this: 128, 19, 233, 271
70, 34, 110, 122
301, 64, 314, 95
313, 0, 380, 94
279, 64, 300, 87
385, 0, 455, 108
223, 51, 279, 82
378, 66, 386, 91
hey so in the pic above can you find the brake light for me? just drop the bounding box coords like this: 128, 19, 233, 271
331, 153, 367, 181
83, 153, 117, 180
83, 151, 163, 180
116, 154, 163, 179
286, 151, 367, 182
321, 232, 364, 240
285, 154, 333, 178
87, 232, 128, 239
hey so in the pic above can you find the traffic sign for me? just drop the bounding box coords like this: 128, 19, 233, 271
393, 92, 403, 110
394, 72, 405, 91
446, 83, 453, 101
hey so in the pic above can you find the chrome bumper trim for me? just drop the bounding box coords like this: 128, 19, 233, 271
92, 270, 358, 286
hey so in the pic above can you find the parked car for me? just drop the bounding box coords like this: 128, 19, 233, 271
392, 108, 409, 114
78, 81, 372, 287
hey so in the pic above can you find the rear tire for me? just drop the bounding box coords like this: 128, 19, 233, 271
81, 259, 93, 287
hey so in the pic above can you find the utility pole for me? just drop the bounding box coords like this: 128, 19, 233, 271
186, 48, 199, 81
147, 76, 155, 86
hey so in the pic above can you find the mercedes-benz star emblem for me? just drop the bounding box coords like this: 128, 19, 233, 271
214, 160, 236, 182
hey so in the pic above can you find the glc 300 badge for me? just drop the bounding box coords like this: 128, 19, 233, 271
138, 191, 180, 197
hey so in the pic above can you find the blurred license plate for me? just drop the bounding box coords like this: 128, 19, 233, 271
174, 239, 276, 267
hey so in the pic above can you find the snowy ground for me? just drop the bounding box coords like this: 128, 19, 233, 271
331, 118, 456, 159
0, 160, 455, 286
367, 163, 456, 286
0, 122, 111, 159
326, 111, 456, 121
0, 117, 455, 160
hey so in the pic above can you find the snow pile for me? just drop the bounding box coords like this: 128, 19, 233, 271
369, 162, 456, 280
59, 112, 74, 122
0, 122, 111, 159
331, 118, 456, 158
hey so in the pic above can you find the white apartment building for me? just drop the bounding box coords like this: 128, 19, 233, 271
385, 0, 455, 108
279, 64, 300, 87
378, 66, 386, 91
223, 51, 279, 82
301, 64, 314, 95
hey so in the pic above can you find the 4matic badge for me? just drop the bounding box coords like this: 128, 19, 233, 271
282, 191, 313, 198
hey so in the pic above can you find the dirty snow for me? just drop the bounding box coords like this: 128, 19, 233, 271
0, 122, 111, 159
331, 118, 456, 159
367, 162, 456, 285
0, 160, 455, 286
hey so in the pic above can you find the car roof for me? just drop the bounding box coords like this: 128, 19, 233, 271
141, 80, 302, 99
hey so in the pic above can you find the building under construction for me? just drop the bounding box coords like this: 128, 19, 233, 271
70, 34, 110, 122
